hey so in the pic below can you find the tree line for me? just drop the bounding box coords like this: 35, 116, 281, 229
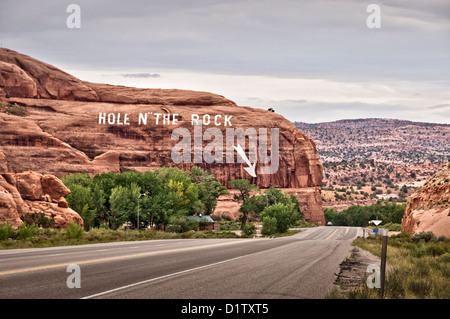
62, 166, 227, 230
62, 168, 304, 235
324, 201, 406, 227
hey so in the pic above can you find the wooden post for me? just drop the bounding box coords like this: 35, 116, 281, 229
379, 229, 388, 298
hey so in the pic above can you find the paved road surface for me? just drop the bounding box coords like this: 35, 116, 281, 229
0, 226, 361, 299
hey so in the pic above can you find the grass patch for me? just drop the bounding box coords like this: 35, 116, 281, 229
293, 219, 319, 228
0, 222, 304, 250
333, 232, 450, 299
0, 225, 268, 249
0, 102, 28, 116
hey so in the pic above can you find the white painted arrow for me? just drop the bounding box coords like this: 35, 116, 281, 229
233, 144, 257, 177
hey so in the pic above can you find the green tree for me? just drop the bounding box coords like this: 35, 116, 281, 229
229, 179, 259, 225
189, 166, 228, 215
109, 183, 141, 229
324, 207, 339, 224
0, 222, 14, 240
239, 194, 266, 223
260, 203, 300, 233
65, 222, 84, 239
261, 216, 277, 236
65, 184, 96, 230
262, 187, 302, 218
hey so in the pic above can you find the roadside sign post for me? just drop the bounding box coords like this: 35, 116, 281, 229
370, 220, 382, 237
379, 228, 388, 299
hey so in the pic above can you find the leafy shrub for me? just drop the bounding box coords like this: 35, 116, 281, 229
424, 243, 448, 257
166, 215, 199, 233
64, 222, 84, 239
0, 103, 28, 116
220, 220, 241, 230
261, 216, 277, 236
383, 222, 402, 231
0, 222, 14, 240
260, 203, 299, 233
22, 212, 55, 228
17, 223, 37, 240
293, 219, 318, 228
181, 231, 194, 239
241, 222, 256, 236
390, 232, 412, 240
409, 245, 426, 258
412, 231, 436, 243
440, 253, 450, 262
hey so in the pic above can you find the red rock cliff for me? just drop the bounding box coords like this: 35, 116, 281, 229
402, 163, 450, 237
0, 48, 325, 225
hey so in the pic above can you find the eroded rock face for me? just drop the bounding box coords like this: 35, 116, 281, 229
0, 61, 37, 98
0, 172, 83, 229
402, 163, 450, 237
0, 48, 325, 224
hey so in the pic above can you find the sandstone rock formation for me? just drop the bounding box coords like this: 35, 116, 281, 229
0, 48, 325, 225
402, 163, 450, 237
0, 61, 37, 98
214, 188, 324, 225
0, 171, 83, 229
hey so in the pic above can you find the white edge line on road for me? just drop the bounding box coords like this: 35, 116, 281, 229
81, 246, 269, 299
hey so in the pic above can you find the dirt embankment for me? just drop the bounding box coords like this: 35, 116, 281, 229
332, 246, 381, 294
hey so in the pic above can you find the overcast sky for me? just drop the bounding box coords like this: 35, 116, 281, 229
1, 0, 449, 123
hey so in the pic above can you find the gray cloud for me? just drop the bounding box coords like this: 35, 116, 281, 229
121, 73, 160, 78
428, 103, 450, 110
1, 0, 449, 81
0, 0, 449, 123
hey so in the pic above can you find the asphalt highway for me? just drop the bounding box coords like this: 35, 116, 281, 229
0, 226, 362, 299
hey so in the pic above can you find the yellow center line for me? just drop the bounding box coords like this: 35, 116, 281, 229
324, 228, 339, 240
0, 239, 252, 276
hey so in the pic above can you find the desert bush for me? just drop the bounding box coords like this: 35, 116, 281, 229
0, 103, 28, 116
17, 223, 37, 240
241, 222, 256, 236
0, 222, 14, 240
22, 212, 55, 228
181, 231, 194, 239
441, 253, 450, 262
220, 220, 241, 230
383, 223, 401, 231
412, 231, 436, 243
166, 215, 199, 233
64, 222, 84, 240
